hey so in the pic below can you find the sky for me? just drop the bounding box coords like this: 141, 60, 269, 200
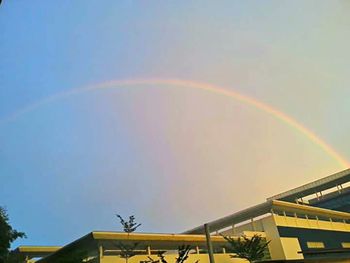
1, 0, 350, 248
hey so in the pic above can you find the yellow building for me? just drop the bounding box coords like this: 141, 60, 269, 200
15, 169, 350, 262
14, 233, 246, 263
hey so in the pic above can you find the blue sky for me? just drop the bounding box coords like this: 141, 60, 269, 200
1, 1, 350, 248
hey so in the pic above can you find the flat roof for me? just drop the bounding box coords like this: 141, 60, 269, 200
267, 168, 350, 202
13, 246, 61, 258
92, 231, 225, 242
36, 232, 228, 263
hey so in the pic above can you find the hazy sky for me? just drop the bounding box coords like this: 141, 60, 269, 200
1, 1, 350, 248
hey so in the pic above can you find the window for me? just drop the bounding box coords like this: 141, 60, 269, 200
341, 242, 350, 248
306, 242, 325, 249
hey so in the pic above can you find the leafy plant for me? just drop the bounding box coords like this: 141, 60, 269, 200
0, 206, 26, 263
4, 253, 26, 263
223, 234, 270, 263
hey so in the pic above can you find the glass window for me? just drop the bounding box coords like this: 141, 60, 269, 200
306, 242, 325, 249
341, 242, 350, 248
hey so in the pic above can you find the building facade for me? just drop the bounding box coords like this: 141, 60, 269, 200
15, 169, 350, 262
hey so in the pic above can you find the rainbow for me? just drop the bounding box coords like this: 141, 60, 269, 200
2, 78, 349, 168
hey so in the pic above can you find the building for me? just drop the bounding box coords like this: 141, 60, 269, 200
14, 233, 241, 263
15, 169, 350, 262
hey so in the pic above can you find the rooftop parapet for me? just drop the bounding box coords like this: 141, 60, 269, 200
267, 168, 350, 202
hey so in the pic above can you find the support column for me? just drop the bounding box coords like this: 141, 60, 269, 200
315, 216, 320, 228
315, 192, 320, 200
337, 185, 342, 193
99, 245, 104, 261
204, 223, 215, 263
251, 218, 256, 231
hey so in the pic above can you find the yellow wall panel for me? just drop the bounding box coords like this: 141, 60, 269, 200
280, 237, 303, 260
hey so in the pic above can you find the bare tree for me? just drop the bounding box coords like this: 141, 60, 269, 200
175, 245, 191, 263
116, 214, 141, 263
116, 214, 141, 233
144, 246, 198, 263
145, 251, 167, 263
